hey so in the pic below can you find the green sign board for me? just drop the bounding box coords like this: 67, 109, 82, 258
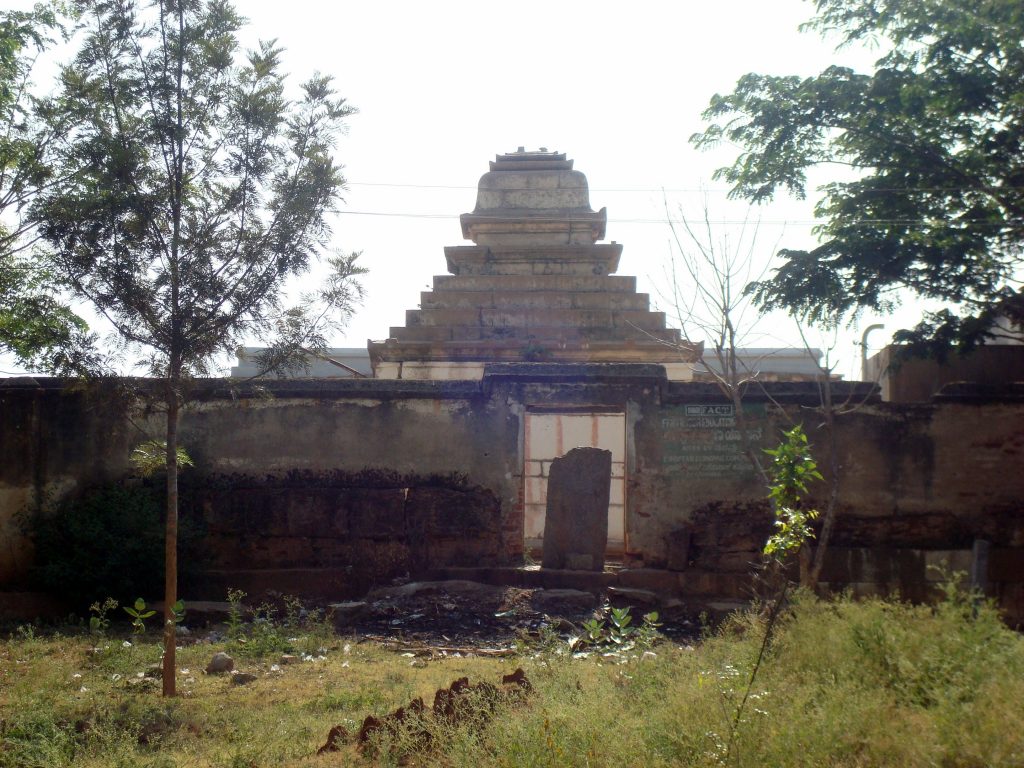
660, 403, 767, 479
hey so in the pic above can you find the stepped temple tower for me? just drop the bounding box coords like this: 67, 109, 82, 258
368, 149, 701, 379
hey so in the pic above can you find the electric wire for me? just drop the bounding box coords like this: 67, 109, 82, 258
348, 181, 1024, 194
335, 210, 1024, 227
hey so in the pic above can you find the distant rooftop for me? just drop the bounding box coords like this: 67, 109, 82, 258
230, 348, 371, 378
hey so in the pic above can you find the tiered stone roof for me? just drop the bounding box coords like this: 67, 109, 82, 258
368, 150, 700, 379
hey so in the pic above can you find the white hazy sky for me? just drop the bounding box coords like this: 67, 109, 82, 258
4, 0, 931, 379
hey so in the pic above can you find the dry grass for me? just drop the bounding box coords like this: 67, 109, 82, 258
2, 586, 1023, 767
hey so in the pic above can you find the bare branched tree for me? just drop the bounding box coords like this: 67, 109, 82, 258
661, 198, 779, 485
660, 198, 885, 592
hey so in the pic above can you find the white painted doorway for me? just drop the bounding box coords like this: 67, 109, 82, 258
523, 411, 626, 555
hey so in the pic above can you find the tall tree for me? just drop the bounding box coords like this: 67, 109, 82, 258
34, 0, 362, 696
692, 0, 1024, 350
0, 4, 95, 372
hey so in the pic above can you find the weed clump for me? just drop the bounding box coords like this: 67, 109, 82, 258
224, 589, 335, 659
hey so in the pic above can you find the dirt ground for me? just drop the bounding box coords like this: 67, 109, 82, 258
323, 580, 701, 650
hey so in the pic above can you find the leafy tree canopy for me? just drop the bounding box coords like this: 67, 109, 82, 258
31, 0, 364, 696
0, 4, 95, 372
34, 0, 363, 381
692, 0, 1024, 350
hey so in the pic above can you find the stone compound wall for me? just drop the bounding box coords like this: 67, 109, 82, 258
187, 471, 503, 599
629, 383, 1024, 619
0, 378, 521, 600
1, 367, 1022, 619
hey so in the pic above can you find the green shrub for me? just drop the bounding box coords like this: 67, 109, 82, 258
26, 483, 204, 611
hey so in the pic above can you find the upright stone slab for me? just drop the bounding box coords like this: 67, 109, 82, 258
541, 447, 612, 571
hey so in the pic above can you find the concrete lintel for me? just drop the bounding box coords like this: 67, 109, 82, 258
0, 376, 487, 401
460, 209, 607, 246
433, 273, 637, 293
489, 158, 574, 171
482, 362, 669, 382
211, 378, 483, 401
444, 243, 623, 273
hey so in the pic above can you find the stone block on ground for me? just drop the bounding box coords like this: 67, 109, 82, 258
329, 601, 367, 628
617, 568, 681, 593
606, 586, 659, 607
539, 568, 615, 591
541, 447, 612, 572
230, 671, 257, 686
205, 652, 234, 675
528, 588, 598, 614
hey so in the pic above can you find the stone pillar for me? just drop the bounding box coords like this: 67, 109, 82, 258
541, 447, 612, 571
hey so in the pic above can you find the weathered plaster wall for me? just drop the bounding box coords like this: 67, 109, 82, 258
0, 383, 137, 582
628, 385, 1024, 559
626, 383, 1024, 618
0, 378, 523, 591
2, 369, 1021, 617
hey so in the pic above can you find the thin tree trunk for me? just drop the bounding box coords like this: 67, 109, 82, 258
162, 0, 185, 699
162, 388, 179, 697
798, 544, 811, 588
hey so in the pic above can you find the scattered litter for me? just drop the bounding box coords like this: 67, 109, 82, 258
334, 581, 694, 651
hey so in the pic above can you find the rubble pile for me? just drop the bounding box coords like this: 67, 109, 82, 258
317, 667, 533, 755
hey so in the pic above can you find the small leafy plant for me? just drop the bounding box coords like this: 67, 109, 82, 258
720, 424, 825, 766
170, 599, 186, 626
572, 606, 662, 651
89, 597, 119, 635
763, 424, 822, 563
123, 598, 157, 635
226, 588, 247, 640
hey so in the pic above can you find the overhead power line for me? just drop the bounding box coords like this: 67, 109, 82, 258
336, 210, 1023, 227
348, 182, 733, 193
348, 181, 1024, 194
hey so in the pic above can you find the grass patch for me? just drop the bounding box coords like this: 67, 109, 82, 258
1, 586, 1022, 767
